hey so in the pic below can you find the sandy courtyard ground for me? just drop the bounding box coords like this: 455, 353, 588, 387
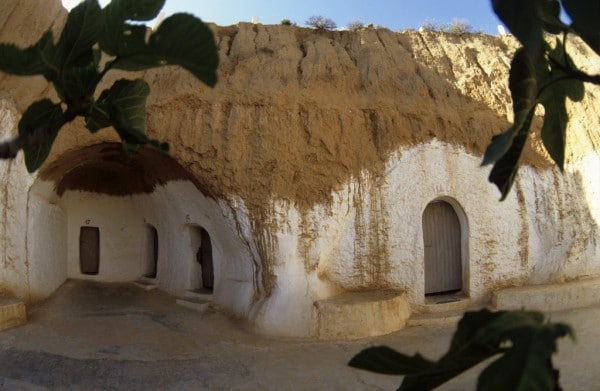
0, 280, 598, 390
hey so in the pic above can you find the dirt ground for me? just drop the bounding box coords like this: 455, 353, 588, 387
0, 280, 597, 390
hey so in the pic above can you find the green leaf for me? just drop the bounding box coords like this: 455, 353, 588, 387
492, 0, 545, 58
18, 99, 64, 172
539, 0, 568, 34
105, 0, 166, 21
109, 13, 219, 87
349, 310, 573, 391
55, 66, 101, 105
100, 22, 149, 58
562, 0, 600, 55
86, 98, 111, 133
477, 320, 573, 391
537, 40, 585, 170
99, 0, 166, 56
482, 49, 537, 166
509, 50, 539, 131
446, 309, 506, 352
488, 108, 535, 200
348, 346, 434, 375
539, 81, 572, 171
0, 31, 58, 78
86, 79, 150, 145
56, 0, 102, 68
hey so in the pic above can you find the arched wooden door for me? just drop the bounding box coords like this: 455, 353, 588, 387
422, 201, 462, 294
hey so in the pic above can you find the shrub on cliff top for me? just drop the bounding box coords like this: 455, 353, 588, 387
305, 15, 337, 30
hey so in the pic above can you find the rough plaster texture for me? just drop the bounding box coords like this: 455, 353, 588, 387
315, 290, 411, 339
0, 298, 25, 331
493, 278, 600, 312
0, 0, 599, 337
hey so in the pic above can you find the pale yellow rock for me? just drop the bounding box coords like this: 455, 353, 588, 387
493, 278, 600, 312
0, 298, 26, 331
315, 291, 410, 339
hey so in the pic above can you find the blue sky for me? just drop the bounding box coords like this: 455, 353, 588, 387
63, 0, 505, 34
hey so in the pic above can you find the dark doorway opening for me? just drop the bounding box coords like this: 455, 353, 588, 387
422, 201, 462, 295
80, 226, 100, 275
145, 225, 158, 278
195, 227, 214, 291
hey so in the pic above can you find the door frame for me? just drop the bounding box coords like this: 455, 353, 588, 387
187, 224, 216, 293
421, 197, 469, 296
144, 224, 159, 278
79, 226, 100, 275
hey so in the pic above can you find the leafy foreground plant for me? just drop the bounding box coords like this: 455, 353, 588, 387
482, 0, 600, 199
349, 309, 573, 390
0, 0, 218, 172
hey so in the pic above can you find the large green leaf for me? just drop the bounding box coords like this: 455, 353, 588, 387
56, 0, 102, 68
492, 0, 545, 58
99, 0, 166, 56
536, 40, 585, 170
349, 310, 571, 391
477, 321, 573, 390
105, 0, 165, 21
538, 0, 568, 34
446, 310, 506, 352
539, 80, 582, 171
55, 66, 101, 106
86, 79, 150, 146
562, 0, 600, 55
0, 31, 58, 78
109, 13, 219, 87
86, 97, 112, 133
482, 49, 537, 166
349, 346, 434, 376
18, 99, 64, 172
488, 108, 535, 200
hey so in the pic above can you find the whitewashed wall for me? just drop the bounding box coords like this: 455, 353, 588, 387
2, 135, 599, 338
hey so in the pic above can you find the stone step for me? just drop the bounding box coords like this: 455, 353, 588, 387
408, 293, 480, 327
184, 289, 213, 301
492, 278, 600, 312
133, 278, 158, 291
314, 290, 410, 340
407, 309, 466, 327
0, 298, 26, 331
175, 298, 212, 312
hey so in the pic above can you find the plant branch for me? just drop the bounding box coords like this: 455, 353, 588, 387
549, 55, 600, 85
0, 109, 76, 160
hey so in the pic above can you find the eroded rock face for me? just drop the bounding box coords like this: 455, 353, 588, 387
0, 0, 599, 337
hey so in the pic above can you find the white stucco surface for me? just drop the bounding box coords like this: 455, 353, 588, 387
0, 99, 36, 299
52, 181, 257, 317
27, 181, 67, 300
0, 134, 598, 338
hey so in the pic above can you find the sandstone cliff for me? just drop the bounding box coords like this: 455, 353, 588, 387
1, 1, 598, 218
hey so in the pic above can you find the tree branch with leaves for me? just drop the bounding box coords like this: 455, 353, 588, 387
482, 0, 600, 200
0, 0, 218, 172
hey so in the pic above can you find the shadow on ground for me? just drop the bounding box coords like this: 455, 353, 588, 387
0, 280, 597, 390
